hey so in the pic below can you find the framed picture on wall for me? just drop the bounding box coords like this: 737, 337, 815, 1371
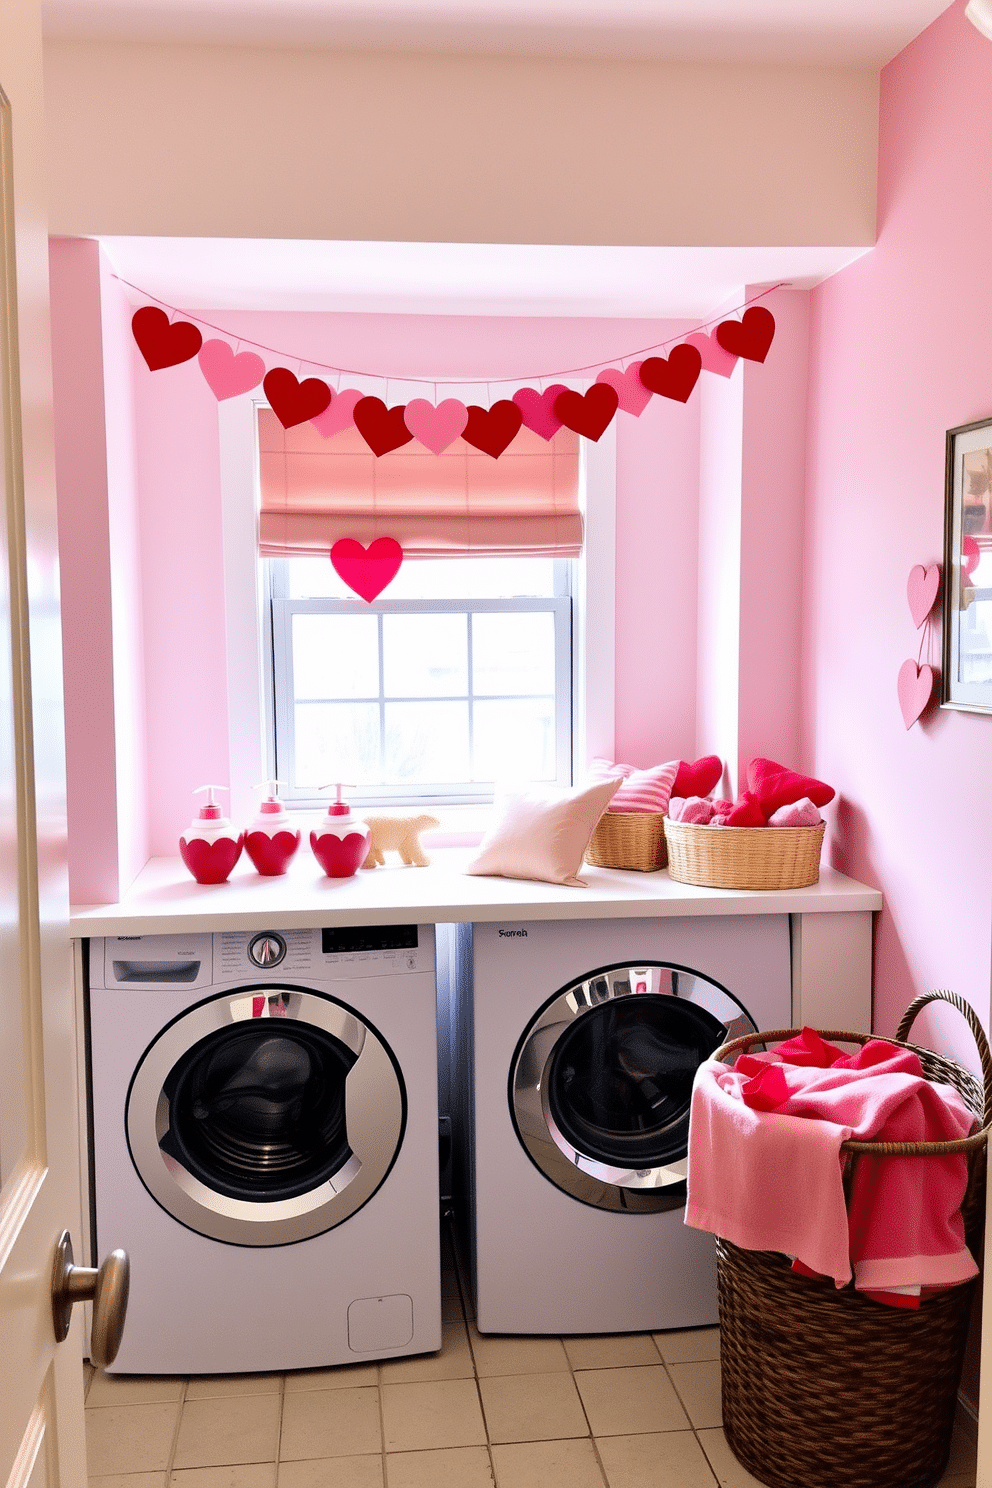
943, 416, 992, 712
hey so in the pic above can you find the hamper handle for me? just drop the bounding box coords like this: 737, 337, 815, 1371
895, 987, 992, 1130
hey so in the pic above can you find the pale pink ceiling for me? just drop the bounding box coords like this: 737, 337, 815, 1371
43, 0, 955, 65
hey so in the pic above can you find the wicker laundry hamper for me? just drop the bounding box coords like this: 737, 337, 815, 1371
664, 817, 825, 890
711, 989, 992, 1488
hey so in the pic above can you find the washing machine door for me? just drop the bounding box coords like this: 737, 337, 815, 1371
126, 985, 405, 1246
510, 962, 754, 1214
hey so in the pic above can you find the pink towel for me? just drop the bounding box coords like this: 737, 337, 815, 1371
686, 1036, 977, 1294
668, 795, 715, 824
768, 797, 822, 827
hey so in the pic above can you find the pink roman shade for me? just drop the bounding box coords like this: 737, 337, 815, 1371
257, 408, 583, 559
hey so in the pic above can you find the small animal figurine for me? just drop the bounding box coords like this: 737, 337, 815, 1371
361, 813, 440, 869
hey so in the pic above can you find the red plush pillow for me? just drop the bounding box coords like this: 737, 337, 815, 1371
746, 758, 835, 814
672, 755, 723, 799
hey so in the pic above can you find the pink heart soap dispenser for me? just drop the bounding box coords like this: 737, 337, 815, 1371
244, 780, 301, 876
179, 784, 244, 885
310, 784, 372, 879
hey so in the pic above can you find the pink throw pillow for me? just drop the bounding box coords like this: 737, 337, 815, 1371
465, 778, 623, 887
590, 757, 680, 813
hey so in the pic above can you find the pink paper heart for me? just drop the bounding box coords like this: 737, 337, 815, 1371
897, 660, 935, 729
403, 397, 469, 454
685, 330, 739, 378
512, 385, 568, 441
197, 339, 266, 401
596, 364, 652, 416
330, 537, 403, 602
907, 563, 940, 629
310, 387, 364, 438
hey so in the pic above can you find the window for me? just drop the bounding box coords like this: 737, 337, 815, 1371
267, 555, 573, 808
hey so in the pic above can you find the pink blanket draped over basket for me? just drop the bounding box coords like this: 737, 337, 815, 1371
685, 1029, 979, 1304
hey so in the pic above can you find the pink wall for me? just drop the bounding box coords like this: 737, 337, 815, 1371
804, 0, 992, 1058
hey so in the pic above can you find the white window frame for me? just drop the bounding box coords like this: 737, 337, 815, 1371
217, 395, 616, 829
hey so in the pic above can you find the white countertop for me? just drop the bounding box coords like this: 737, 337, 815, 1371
69, 849, 883, 937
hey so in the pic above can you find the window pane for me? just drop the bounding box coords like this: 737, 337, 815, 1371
294, 702, 381, 787
473, 612, 556, 696
384, 701, 470, 783
473, 699, 556, 781
293, 613, 379, 699
383, 614, 467, 697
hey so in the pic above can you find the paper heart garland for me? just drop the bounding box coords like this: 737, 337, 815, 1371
263, 369, 332, 428
512, 385, 568, 441
404, 398, 469, 454
132, 307, 203, 371
198, 339, 265, 401
715, 307, 776, 363
311, 387, 364, 437
463, 401, 523, 459
354, 398, 413, 457
639, 344, 703, 404
907, 563, 941, 629
897, 659, 935, 729
596, 364, 652, 416
554, 384, 619, 442
330, 537, 404, 602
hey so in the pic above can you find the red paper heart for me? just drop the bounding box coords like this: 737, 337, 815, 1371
244, 829, 301, 877
639, 344, 703, 404
330, 537, 403, 602
179, 834, 244, 884
311, 828, 370, 878
132, 307, 203, 371
263, 368, 332, 428
907, 564, 941, 629
354, 397, 414, 456
462, 401, 524, 459
898, 660, 935, 729
673, 756, 723, 798
715, 307, 776, 363
554, 384, 619, 442
512, 385, 568, 441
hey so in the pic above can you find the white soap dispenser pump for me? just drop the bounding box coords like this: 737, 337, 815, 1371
244, 780, 301, 877
179, 784, 244, 884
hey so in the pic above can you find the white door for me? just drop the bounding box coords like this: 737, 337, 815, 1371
0, 1, 90, 1483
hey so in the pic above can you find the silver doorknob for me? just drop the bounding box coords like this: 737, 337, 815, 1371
52, 1230, 130, 1368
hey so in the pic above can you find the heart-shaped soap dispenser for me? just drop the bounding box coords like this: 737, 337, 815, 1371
244, 780, 301, 876
310, 784, 372, 879
179, 785, 244, 884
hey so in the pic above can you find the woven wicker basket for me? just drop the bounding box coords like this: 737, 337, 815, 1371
712, 989, 992, 1488
664, 817, 825, 890
584, 811, 667, 872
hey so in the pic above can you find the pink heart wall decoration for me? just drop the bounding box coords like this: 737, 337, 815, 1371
198, 340, 266, 400
331, 537, 403, 602
403, 398, 469, 454
684, 330, 739, 378
311, 388, 364, 437
512, 385, 568, 441
596, 364, 652, 416
907, 564, 941, 629
897, 660, 935, 729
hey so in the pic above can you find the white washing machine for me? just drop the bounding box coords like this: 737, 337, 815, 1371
87, 924, 441, 1374
453, 915, 792, 1335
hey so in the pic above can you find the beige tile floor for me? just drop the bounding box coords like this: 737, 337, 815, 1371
85, 1225, 979, 1488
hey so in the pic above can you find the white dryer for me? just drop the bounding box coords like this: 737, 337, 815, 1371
453, 914, 791, 1335
87, 924, 441, 1374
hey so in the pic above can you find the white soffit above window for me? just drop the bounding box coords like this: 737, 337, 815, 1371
96, 237, 872, 320
43, 0, 955, 67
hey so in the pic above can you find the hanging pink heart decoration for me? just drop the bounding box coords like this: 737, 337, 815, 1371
198, 340, 266, 400
403, 398, 469, 454
512, 385, 569, 441
907, 563, 941, 629
684, 330, 738, 378
897, 660, 935, 729
331, 538, 404, 602
311, 388, 364, 438
596, 364, 652, 416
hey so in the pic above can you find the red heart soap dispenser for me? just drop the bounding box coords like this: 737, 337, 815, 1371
179, 784, 244, 884
310, 784, 371, 879
244, 780, 301, 877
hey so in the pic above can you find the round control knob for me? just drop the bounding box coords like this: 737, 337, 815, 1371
248, 932, 286, 967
